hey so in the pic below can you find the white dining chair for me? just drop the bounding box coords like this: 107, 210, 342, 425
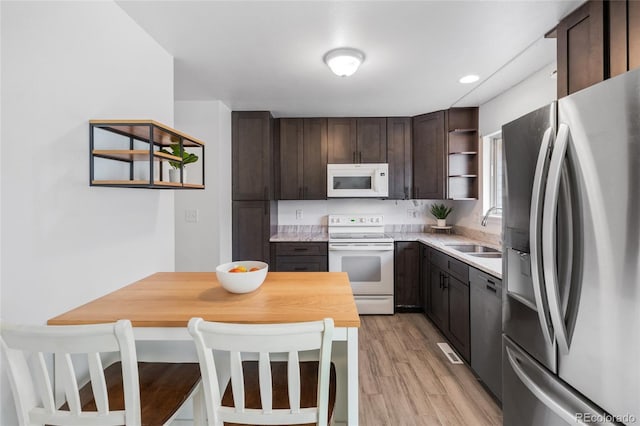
188, 317, 336, 426
1, 319, 202, 426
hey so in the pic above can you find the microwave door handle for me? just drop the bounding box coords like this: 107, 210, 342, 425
529, 126, 555, 345
542, 123, 572, 355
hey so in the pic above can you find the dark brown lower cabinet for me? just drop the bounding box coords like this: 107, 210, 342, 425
394, 242, 421, 310
272, 242, 328, 272
447, 274, 470, 362
232, 201, 277, 263
420, 244, 430, 312
426, 246, 471, 363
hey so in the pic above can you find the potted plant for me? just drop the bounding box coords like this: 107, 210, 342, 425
160, 143, 199, 183
430, 203, 453, 227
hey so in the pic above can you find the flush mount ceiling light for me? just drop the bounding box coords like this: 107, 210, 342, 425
459, 74, 480, 84
323, 47, 365, 77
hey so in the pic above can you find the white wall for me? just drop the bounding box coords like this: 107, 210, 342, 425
454, 62, 558, 236
1, 2, 175, 423
174, 101, 232, 271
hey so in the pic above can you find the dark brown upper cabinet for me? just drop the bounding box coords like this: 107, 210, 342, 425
232, 111, 274, 200
327, 117, 387, 163
556, 1, 605, 98
609, 0, 640, 78
387, 117, 412, 200
277, 118, 328, 200
412, 111, 446, 200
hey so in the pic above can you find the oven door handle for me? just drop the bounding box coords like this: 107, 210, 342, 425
329, 244, 394, 252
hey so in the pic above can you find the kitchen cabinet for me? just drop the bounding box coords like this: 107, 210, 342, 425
556, 0, 640, 97
556, 1, 605, 98
447, 108, 479, 200
427, 246, 470, 362
394, 242, 421, 310
470, 268, 503, 401
232, 111, 274, 200
412, 111, 446, 199
277, 118, 328, 200
609, 0, 640, 78
272, 242, 328, 272
387, 117, 412, 200
420, 244, 430, 313
232, 201, 277, 263
327, 117, 387, 163
89, 120, 205, 189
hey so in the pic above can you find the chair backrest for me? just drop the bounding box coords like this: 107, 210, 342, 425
188, 317, 334, 426
1, 320, 141, 426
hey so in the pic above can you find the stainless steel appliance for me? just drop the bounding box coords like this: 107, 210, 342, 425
328, 214, 394, 314
502, 68, 640, 425
327, 163, 389, 198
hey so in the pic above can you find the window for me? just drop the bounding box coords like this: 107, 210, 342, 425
483, 132, 503, 217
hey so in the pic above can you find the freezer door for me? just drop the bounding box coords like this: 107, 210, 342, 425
502, 103, 557, 371
503, 336, 619, 426
551, 68, 640, 421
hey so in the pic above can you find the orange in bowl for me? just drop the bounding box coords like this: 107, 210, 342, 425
215, 261, 268, 293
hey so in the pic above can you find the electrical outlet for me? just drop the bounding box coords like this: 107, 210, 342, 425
296, 209, 303, 220
185, 209, 199, 223
407, 209, 417, 218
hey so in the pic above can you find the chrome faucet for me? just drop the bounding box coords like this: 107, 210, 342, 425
481, 207, 502, 226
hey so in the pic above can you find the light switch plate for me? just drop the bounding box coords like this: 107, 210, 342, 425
185, 209, 199, 223
296, 209, 303, 220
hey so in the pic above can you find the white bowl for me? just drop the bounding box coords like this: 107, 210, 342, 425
215, 261, 269, 294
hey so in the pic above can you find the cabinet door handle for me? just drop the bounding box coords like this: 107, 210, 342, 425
299, 187, 303, 198
353, 152, 356, 163
439, 273, 443, 289
263, 200, 268, 215
294, 267, 308, 271
293, 248, 308, 252
443, 275, 449, 289
404, 186, 409, 200
263, 186, 268, 200
486, 284, 497, 293
359, 151, 362, 163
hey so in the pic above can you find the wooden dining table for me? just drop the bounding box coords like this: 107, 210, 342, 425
48, 271, 361, 425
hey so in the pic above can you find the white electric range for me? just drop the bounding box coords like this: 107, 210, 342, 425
328, 214, 394, 314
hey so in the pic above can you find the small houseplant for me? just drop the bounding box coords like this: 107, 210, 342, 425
430, 203, 453, 227
160, 143, 199, 183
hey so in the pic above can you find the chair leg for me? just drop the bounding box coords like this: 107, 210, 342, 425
192, 383, 206, 426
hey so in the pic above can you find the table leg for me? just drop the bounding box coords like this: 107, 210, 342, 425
347, 327, 359, 425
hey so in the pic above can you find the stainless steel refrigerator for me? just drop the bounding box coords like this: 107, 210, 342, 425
502, 67, 640, 425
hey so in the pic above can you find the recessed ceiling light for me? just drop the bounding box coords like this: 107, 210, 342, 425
459, 74, 479, 84
323, 47, 365, 77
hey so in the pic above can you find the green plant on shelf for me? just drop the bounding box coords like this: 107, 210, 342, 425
430, 203, 453, 220
159, 143, 199, 170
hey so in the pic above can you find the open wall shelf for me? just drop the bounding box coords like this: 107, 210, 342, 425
90, 120, 205, 189
446, 108, 479, 200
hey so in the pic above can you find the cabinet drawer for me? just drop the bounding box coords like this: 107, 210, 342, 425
447, 257, 469, 284
274, 256, 328, 272
274, 242, 327, 256
429, 248, 449, 271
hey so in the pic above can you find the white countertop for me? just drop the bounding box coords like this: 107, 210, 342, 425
270, 231, 502, 279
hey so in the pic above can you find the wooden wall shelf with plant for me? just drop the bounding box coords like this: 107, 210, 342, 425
89, 120, 205, 189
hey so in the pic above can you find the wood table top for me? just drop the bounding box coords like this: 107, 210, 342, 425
48, 272, 361, 328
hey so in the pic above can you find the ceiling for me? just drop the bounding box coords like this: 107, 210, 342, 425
117, 1, 582, 117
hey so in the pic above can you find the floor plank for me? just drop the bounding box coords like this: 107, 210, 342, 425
359, 313, 502, 426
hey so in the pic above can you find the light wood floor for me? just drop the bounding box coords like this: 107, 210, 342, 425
358, 313, 502, 426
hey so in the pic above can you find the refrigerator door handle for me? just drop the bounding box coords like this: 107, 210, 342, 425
529, 126, 555, 345
505, 343, 617, 426
542, 123, 572, 354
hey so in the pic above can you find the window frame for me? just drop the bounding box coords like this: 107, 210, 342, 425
482, 131, 503, 219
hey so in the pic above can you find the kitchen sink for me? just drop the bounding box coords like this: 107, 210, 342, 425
469, 252, 502, 259
446, 244, 500, 253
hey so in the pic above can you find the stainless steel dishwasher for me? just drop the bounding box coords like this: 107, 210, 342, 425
470, 267, 503, 401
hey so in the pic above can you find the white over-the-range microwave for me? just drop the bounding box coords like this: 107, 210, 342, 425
327, 163, 389, 198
